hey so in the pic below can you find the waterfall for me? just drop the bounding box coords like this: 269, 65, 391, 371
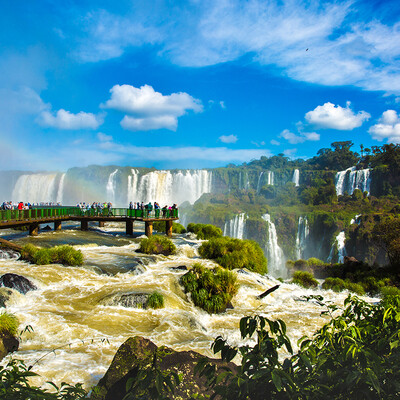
350, 214, 361, 225
292, 169, 299, 187
266, 171, 274, 185
335, 167, 371, 196
135, 170, 212, 205
295, 216, 309, 260
56, 173, 66, 204
327, 231, 347, 263
224, 213, 246, 239
12, 173, 58, 203
261, 213, 286, 277
256, 172, 264, 193
127, 169, 139, 203
106, 169, 119, 203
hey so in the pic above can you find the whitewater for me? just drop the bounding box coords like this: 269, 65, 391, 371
0, 223, 376, 390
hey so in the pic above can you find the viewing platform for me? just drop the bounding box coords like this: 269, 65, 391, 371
0, 207, 179, 237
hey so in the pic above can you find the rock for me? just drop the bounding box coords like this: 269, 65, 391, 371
129, 265, 146, 275
90, 336, 237, 400
0, 335, 19, 361
0, 273, 37, 295
42, 225, 52, 231
100, 292, 150, 309
0, 288, 13, 307
0, 249, 20, 260
170, 265, 188, 271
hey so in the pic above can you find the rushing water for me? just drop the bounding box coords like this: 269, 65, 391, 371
295, 216, 309, 260
0, 224, 375, 391
223, 214, 247, 239
292, 169, 299, 187
12, 174, 59, 204
335, 167, 371, 196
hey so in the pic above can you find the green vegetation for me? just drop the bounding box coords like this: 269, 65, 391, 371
180, 263, 238, 314
152, 221, 186, 234
322, 277, 365, 295
198, 237, 267, 274
139, 236, 176, 256
0, 359, 87, 399
21, 244, 83, 266
0, 312, 18, 337
291, 271, 318, 288
186, 223, 223, 239
198, 295, 400, 399
147, 292, 164, 309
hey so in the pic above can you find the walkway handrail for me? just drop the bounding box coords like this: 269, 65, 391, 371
0, 207, 178, 223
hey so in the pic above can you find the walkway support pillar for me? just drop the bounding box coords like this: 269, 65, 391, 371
81, 220, 88, 231
166, 220, 173, 237
99, 221, 105, 228
126, 219, 133, 236
54, 221, 62, 231
145, 221, 153, 237
29, 223, 39, 236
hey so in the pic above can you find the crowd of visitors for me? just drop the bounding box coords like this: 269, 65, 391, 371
1, 201, 61, 210
128, 201, 177, 217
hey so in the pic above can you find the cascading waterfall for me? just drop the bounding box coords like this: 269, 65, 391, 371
335, 167, 371, 196
256, 171, 264, 193
292, 169, 300, 187
295, 216, 309, 260
327, 231, 347, 263
266, 171, 274, 185
106, 169, 119, 204
262, 213, 286, 277
223, 213, 247, 239
56, 173, 66, 204
129, 170, 212, 206
350, 214, 361, 225
127, 169, 139, 204
12, 173, 58, 203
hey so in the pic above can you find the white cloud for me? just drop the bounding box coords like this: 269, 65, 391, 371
76, 2, 400, 93
97, 132, 113, 142
283, 148, 297, 158
219, 134, 238, 143
280, 129, 320, 144
368, 110, 400, 143
0, 87, 49, 116
305, 102, 370, 130
102, 84, 203, 131
38, 109, 104, 130
270, 139, 280, 146
219, 101, 226, 109
99, 141, 269, 162
121, 115, 178, 131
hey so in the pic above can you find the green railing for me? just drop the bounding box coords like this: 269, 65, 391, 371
0, 207, 178, 223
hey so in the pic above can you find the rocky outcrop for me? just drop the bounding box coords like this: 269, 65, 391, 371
99, 292, 150, 308
0, 335, 19, 361
90, 336, 236, 400
0, 273, 37, 294
0, 288, 13, 308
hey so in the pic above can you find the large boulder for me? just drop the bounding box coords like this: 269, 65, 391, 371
90, 336, 236, 400
0, 334, 19, 361
0, 273, 37, 294
99, 292, 150, 308
0, 288, 13, 308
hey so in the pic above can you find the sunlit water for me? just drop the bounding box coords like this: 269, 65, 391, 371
0, 222, 377, 390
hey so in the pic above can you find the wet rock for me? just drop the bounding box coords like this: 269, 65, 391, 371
170, 265, 188, 271
129, 265, 146, 275
100, 292, 150, 309
90, 336, 237, 400
0, 288, 13, 307
0, 335, 19, 361
0, 273, 37, 295
237, 268, 251, 275
0, 249, 20, 260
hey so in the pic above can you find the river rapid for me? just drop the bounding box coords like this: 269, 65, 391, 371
0, 222, 376, 391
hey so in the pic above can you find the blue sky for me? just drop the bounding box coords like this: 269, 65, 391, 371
1, 0, 400, 171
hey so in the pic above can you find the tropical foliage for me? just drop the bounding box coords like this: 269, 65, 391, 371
139, 236, 176, 256
21, 244, 83, 266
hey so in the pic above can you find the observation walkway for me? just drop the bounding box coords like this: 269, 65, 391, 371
0, 207, 179, 237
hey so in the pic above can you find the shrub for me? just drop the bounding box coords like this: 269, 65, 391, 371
21, 244, 83, 266
180, 263, 238, 314
307, 257, 326, 267
187, 223, 223, 240
153, 221, 186, 234
322, 277, 365, 295
381, 286, 400, 298
294, 259, 308, 269
147, 292, 164, 309
198, 237, 267, 274
291, 271, 318, 288
0, 312, 18, 337
139, 236, 176, 255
